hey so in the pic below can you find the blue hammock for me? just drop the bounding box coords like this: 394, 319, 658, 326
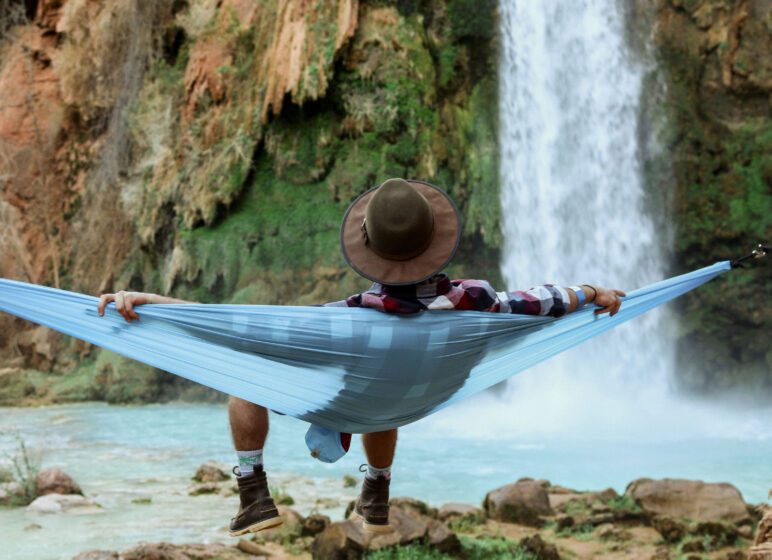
0, 261, 730, 435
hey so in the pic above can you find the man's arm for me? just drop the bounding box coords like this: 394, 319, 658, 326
97, 290, 193, 323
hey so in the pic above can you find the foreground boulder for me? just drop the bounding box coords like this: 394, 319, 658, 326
311, 504, 459, 559
625, 478, 750, 524
36, 468, 82, 496
483, 480, 552, 526
120, 542, 247, 560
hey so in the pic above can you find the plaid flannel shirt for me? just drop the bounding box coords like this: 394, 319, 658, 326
332, 274, 570, 317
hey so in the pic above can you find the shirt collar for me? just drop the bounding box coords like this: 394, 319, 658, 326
368, 273, 452, 299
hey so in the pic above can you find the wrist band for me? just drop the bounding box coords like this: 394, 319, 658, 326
582, 284, 597, 302
569, 286, 586, 307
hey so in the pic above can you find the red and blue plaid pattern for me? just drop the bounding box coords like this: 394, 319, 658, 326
343, 274, 570, 317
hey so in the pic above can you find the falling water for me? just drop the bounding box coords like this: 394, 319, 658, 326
491, 0, 683, 438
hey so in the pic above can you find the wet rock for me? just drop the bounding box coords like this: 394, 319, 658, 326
24, 523, 42, 531
438, 502, 481, 523
652, 515, 686, 543
483, 480, 553, 526
36, 468, 82, 496
302, 513, 331, 537
71, 551, 119, 560
27, 494, 100, 514
193, 461, 230, 483
626, 478, 750, 524
518, 533, 561, 560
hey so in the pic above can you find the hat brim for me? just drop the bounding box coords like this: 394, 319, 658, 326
340, 180, 461, 286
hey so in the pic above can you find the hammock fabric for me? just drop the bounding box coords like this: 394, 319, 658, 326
0, 261, 730, 435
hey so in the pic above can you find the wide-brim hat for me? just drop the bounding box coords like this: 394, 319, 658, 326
340, 178, 461, 286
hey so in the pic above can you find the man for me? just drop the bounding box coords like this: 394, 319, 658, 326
98, 178, 624, 535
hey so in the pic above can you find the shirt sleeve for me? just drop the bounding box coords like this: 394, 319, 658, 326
495, 285, 570, 317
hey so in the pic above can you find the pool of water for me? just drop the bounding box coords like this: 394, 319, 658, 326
1, 401, 770, 560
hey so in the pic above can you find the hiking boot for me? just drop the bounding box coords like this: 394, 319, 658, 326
353, 474, 391, 533
228, 466, 282, 537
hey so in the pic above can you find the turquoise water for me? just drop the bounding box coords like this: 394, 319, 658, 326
1, 401, 770, 560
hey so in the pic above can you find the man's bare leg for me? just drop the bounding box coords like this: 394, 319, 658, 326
228, 396, 268, 451
227, 396, 281, 536
362, 428, 397, 468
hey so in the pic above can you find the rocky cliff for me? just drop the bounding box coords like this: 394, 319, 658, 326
652, 0, 771, 396
0, 0, 768, 405
0, 0, 500, 403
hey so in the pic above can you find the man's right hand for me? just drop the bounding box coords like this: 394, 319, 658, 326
98, 291, 153, 323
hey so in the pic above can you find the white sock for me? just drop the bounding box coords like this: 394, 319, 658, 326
236, 449, 263, 477
365, 464, 391, 480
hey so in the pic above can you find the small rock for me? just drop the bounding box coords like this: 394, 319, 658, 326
649, 545, 671, 560
589, 512, 615, 526
592, 503, 612, 514
483, 480, 553, 526
259, 506, 304, 542
193, 461, 230, 483
302, 513, 331, 537
652, 515, 686, 543
691, 520, 739, 547
188, 482, 219, 496
236, 538, 271, 556
26, 494, 100, 513
755, 509, 772, 546
725, 551, 746, 560
131, 497, 151, 505
427, 519, 461, 554
518, 533, 561, 560
556, 513, 574, 530
750, 542, 772, 560
342, 474, 357, 488
595, 523, 617, 540
24, 523, 42, 531
738, 525, 753, 539
681, 539, 705, 553
36, 468, 82, 496
390, 497, 436, 520
438, 502, 481, 523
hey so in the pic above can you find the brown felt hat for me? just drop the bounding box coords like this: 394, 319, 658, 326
340, 178, 461, 285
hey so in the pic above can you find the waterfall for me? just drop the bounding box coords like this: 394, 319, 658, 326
492, 0, 677, 438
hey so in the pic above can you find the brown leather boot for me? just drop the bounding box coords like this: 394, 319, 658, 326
228, 466, 282, 537
353, 475, 391, 533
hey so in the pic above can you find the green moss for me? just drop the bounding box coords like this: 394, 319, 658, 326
363, 536, 539, 560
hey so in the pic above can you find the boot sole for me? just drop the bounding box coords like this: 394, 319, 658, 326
351, 509, 392, 533
228, 517, 283, 537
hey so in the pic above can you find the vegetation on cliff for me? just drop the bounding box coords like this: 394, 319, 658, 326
0, 0, 500, 404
